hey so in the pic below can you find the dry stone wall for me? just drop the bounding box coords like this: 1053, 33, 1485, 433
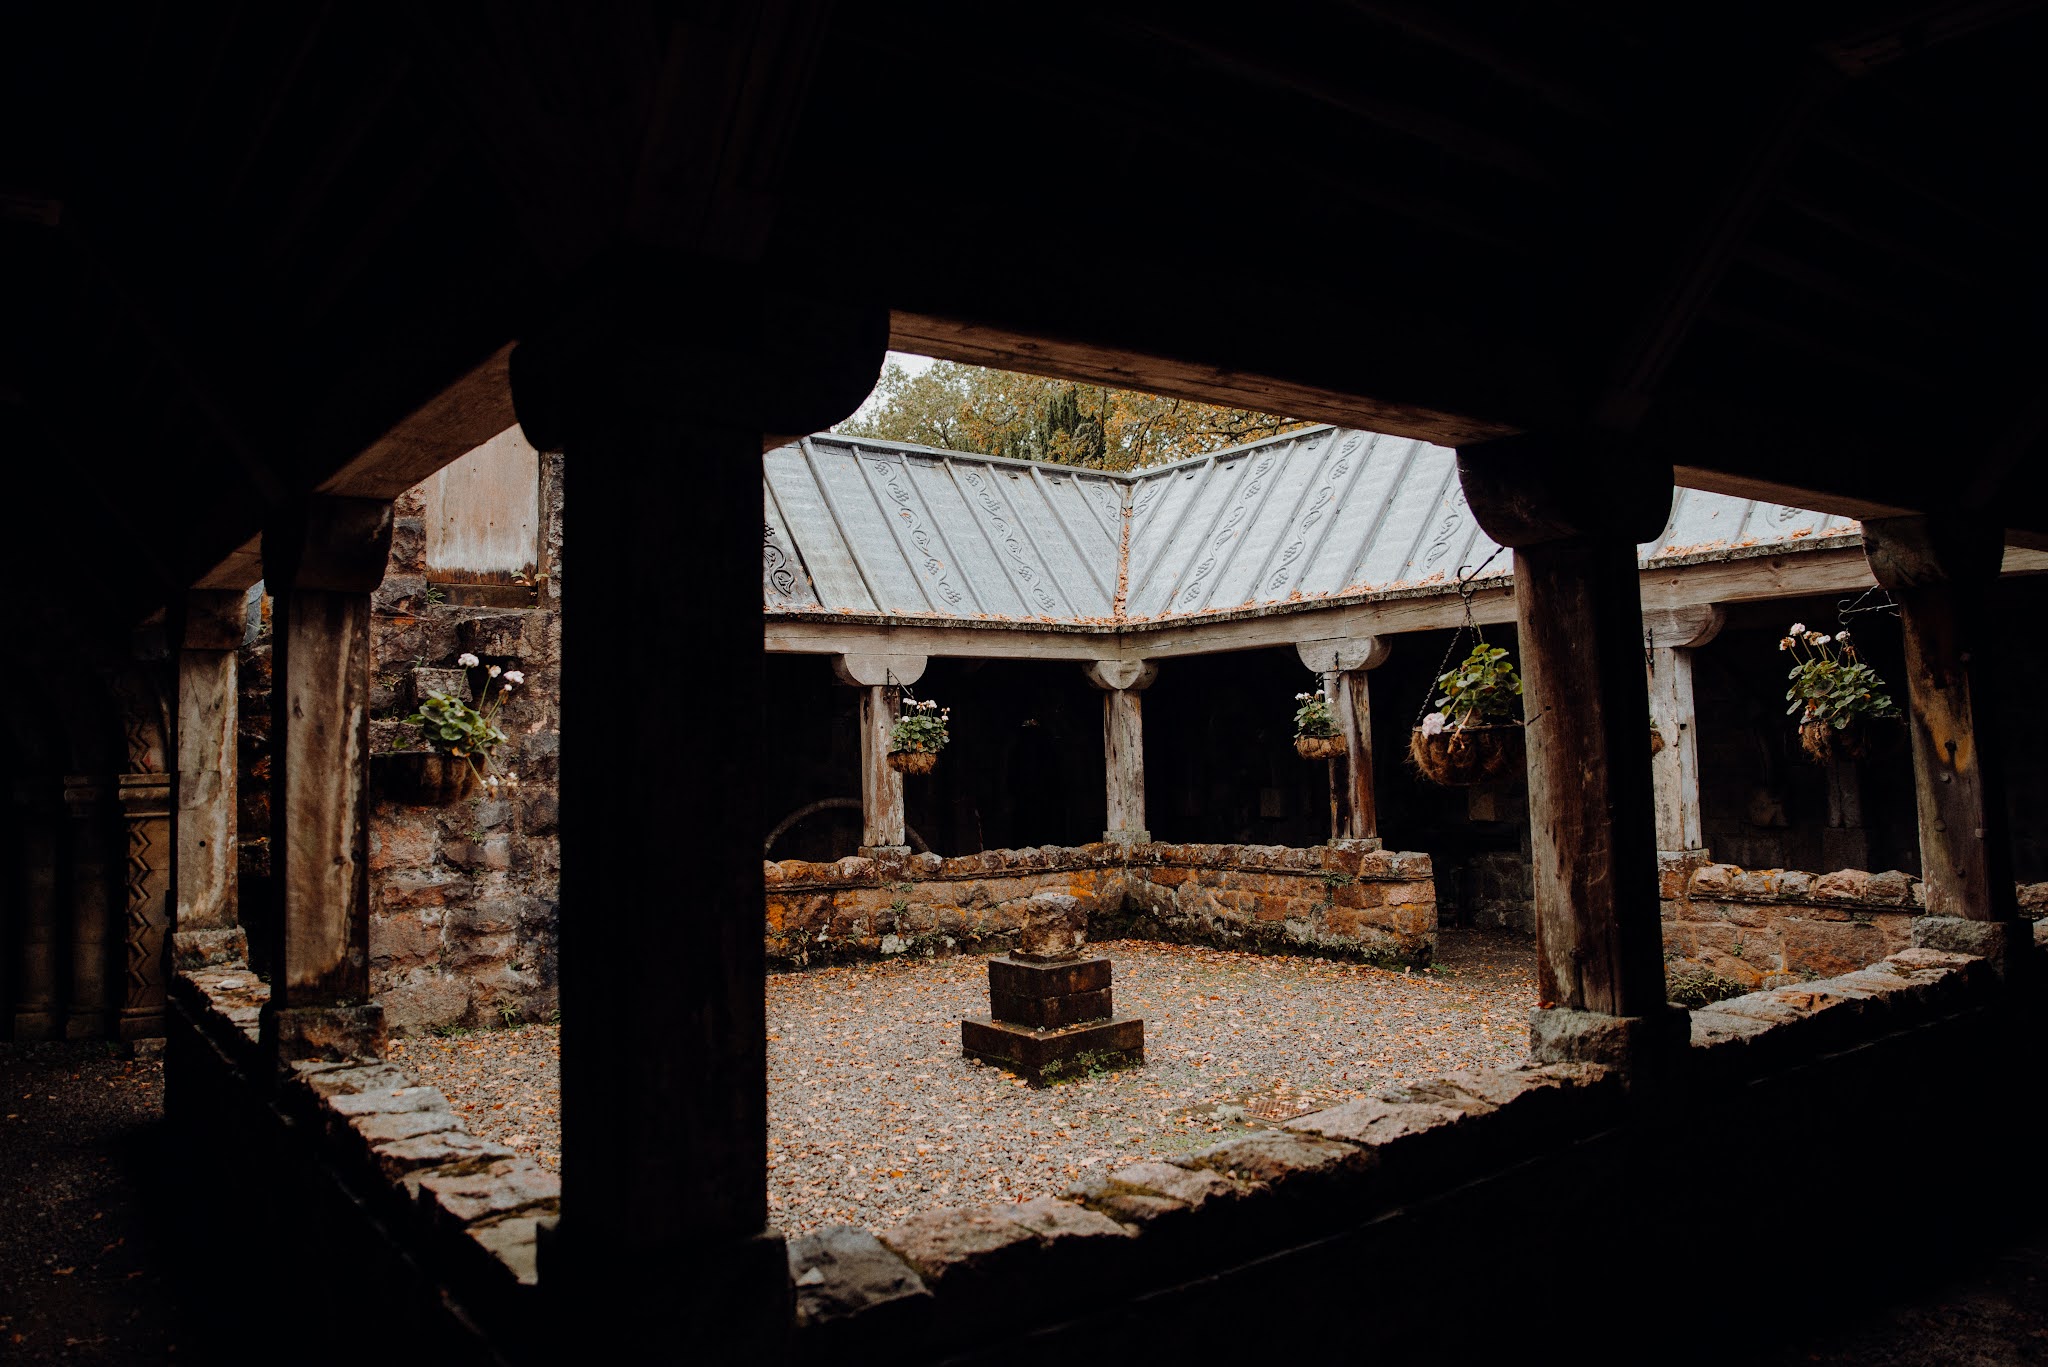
235, 455, 565, 1034
764, 841, 1435, 970
1661, 859, 1922, 990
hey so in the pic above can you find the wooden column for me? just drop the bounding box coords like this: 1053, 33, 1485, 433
509, 261, 885, 1357
9, 784, 64, 1040
833, 654, 926, 852
259, 496, 393, 1061
1297, 637, 1391, 844
1085, 660, 1158, 843
172, 591, 246, 969
1459, 434, 1685, 1068
62, 775, 116, 1039
1643, 606, 1723, 858
1862, 515, 2020, 953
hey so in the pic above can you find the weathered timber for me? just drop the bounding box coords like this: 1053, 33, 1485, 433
1085, 661, 1156, 843
8, 790, 63, 1039
63, 776, 115, 1039
1459, 435, 1681, 1065
860, 684, 906, 850
115, 773, 171, 1040
1298, 638, 1391, 844
1863, 515, 2019, 925
509, 250, 888, 1358
261, 496, 392, 1060
1643, 606, 1722, 857
174, 591, 243, 950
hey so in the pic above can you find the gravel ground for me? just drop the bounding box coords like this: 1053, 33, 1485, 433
0, 1042, 177, 1364
399, 930, 1535, 1235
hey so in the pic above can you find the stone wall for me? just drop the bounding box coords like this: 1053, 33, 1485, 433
364, 462, 563, 1033
235, 454, 565, 1034
1659, 859, 1928, 990
763, 841, 1435, 970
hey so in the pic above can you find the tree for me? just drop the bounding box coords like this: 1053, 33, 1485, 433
835, 359, 1311, 471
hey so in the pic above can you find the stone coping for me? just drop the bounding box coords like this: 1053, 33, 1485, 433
176, 937, 2011, 1360
171, 963, 550, 1303
1668, 860, 2048, 917
790, 944, 2002, 1355
767, 840, 1428, 891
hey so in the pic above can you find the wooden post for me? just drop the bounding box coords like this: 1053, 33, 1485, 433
173, 590, 246, 969
1862, 515, 2020, 956
1297, 637, 1391, 845
833, 653, 926, 852
1643, 606, 1723, 858
1459, 434, 1686, 1068
9, 785, 64, 1040
62, 775, 116, 1039
259, 496, 393, 1061
508, 261, 886, 1358
1085, 660, 1158, 843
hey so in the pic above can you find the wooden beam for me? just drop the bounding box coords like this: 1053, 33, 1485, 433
316, 345, 519, 500
890, 312, 1520, 449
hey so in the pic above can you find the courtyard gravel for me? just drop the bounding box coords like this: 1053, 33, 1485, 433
393, 930, 1535, 1236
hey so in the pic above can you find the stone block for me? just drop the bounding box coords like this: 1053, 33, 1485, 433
407, 667, 471, 708
265, 1002, 386, 1063
1067, 1159, 1244, 1231
1689, 864, 1737, 896
1016, 893, 1087, 961
350, 1107, 464, 1146
1865, 870, 1916, 905
1181, 1131, 1371, 1191
467, 1214, 542, 1286
1528, 1005, 1691, 1070
986, 954, 1110, 998
989, 987, 1112, 1029
418, 1156, 562, 1225
326, 1084, 452, 1119
1814, 869, 1872, 901
960, 1016, 1143, 1086
1780, 917, 1890, 978
370, 1129, 518, 1180
790, 1226, 933, 1344
877, 1205, 1042, 1288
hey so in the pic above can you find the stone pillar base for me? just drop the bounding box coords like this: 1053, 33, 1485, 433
538, 1222, 793, 1357
1529, 1005, 1690, 1074
1328, 836, 1383, 853
172, 927, 249, 970
1912, 916, 2035, 979
857, 845, 911, 860
261, 1002, 386, 1063
1104, 828, 1150, 845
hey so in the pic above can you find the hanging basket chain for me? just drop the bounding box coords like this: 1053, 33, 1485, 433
1414, 545, 1508, 725
1836, 585, 1899, 625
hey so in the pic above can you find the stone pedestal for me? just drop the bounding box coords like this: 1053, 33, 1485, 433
961, 955, 1144, 1087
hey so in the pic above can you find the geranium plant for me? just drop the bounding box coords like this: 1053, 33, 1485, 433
1782, 623, 1897, 758
889, 695, 949, 757
1293, 689, 1339, 740
402, 651, 526, 791
1421, 642, 1522, 735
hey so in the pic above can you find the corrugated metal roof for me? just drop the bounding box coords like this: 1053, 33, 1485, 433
764, 428, 1859, 624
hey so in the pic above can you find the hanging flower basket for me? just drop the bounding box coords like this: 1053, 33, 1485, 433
887, 693, 949, 776
1408, 723, 1524, 786
1411, 642, 1525, 787
1291, 689, 1345, 760
1799, 720, 1871, 764
1782, 623, 1900, 767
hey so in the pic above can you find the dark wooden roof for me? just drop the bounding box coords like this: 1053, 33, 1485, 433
5, 2, 2045, 651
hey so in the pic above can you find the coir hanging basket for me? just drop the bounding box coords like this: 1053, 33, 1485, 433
1294, 734, 1347, 760
374, 750, 480, 805
1408, 724, 1524, 787
888, 748, 939, 776
1799, 720, 1868, 765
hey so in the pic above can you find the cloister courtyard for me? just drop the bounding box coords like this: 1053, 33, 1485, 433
392, 932, 1535, 1235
